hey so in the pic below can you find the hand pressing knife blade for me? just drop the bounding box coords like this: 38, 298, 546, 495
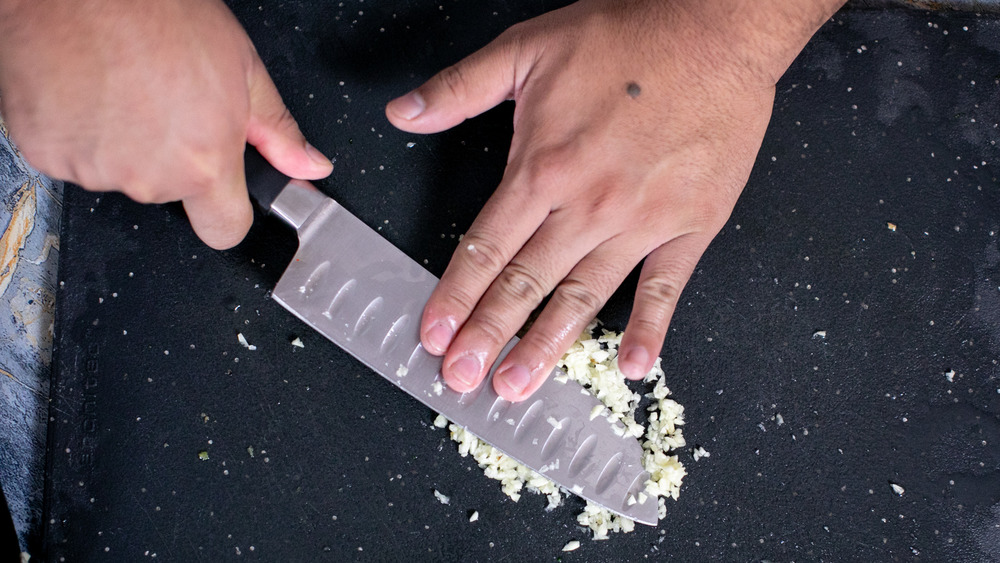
244, 145, 657, 525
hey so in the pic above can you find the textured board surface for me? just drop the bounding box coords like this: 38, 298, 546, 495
45, 4, 999, 561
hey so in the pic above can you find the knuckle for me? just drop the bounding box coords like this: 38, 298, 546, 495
582, 176, 631, 222
124, 187, 158, 204
438, 283, 480, 315
114, 167, 152, 202
265, 105, 300, 136
124, 182, 172, 204
518, 331, 569, 366
436, 64, 470, 105
629, 315, 669, 339
551, 278, 604, 316
494, 23, 531, 63
688, 197, 732, 232
469, 311, 513, 350
496, 21, 526, 45
517, 145, 574, 190
497, 261, 549, 306
637, 274, 685, 316
130, 163, 199, 204
459, 232, 508, 275
64, 157, 105, 192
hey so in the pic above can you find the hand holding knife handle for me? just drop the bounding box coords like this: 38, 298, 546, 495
244, 144, 326, 230
244, 144, 292, 211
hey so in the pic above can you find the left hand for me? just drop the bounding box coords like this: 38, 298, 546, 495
385, 0, 824, 401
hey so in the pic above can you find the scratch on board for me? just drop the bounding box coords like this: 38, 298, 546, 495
0, 181, 36, 300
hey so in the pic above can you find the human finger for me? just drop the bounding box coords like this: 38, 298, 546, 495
181, 150, 253, 250
617, 233, 711, 380
246, 54, 332, 180
419, 170, 552, 358
439, 209, 609, 394
385, 29, 526, 134
492, 239, 643, 401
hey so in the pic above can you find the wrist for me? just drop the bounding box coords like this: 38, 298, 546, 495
673, 0, 847, 87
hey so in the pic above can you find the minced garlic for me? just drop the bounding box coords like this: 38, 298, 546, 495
436, 320, 688, 540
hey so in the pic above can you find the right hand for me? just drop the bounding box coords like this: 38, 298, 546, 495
0, 0, 332, 249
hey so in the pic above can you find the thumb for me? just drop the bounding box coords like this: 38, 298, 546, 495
245, 57, 333, 180
182, 153, 254, 250
386, 33, 523, 134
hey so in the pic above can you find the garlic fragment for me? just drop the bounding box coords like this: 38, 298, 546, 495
237, 333, 257, 351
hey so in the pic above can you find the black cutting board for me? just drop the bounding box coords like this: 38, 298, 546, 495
43, 4, 1000, 561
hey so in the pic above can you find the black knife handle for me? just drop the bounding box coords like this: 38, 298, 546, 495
244, 145, 291, 212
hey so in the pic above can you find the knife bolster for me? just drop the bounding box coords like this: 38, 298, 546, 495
271, 179, 328, 230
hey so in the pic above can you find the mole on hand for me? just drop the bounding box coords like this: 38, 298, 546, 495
626, 82, 641, 98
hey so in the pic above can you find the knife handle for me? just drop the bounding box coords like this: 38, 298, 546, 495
244, 144, 291, 212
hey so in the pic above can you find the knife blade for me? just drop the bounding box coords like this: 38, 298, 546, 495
244, 146, 658, 525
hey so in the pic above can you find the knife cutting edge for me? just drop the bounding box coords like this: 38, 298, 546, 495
243, 145, 658, 525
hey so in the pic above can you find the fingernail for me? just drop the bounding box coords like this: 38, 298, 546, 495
389, 91, 425, 120
305, 142, 332, 168
424, 322, 454, 355
449, 354, 482, 388
620, 346, 649, 379
496, 364, 532, 395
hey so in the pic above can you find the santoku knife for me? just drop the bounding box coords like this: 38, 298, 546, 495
244, 145, 657, 525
